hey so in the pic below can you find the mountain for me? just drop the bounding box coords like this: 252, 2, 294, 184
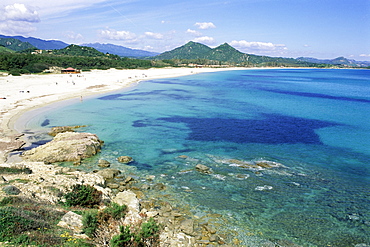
51, 44, 109, 57
82, 43, 159, 57
153, 41, 311, 66
0, 38, 36, 51
297, 57, 370, 67
154, 41, 212, 60
0, 35, 68, 50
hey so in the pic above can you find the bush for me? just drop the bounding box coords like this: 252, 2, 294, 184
64, 184, 102, 208
100, 202, 127, 220
82, 210, 99, 238
110, 218, 160, 247
0, 207, 48, 241
110, 225, 133, 247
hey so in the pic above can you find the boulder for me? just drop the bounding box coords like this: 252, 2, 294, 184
57, 211, 83, 233
2, 185, 21, 195
117, 156, 134, 164
97, 168, 121, 179
195, 164, 213, 174
113, 190, 142, 225
22, 132, 103, 163
98, 159, 111, 167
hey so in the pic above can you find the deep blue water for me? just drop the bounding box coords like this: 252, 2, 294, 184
20, 69, 370, 246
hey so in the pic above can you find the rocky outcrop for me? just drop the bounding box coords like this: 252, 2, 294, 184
48, 125, 87, 136
22, 132, 103, 164
96, 168, 121, 179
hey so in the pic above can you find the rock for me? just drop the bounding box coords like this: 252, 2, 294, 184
98, 159, 111, 168
255, 185, 273, 191
97, 168, 121, 179
48, 125, 87, 136
153, 183, 166, 190
57, 211, 83, 233
195, 164, 213, 174
117, 156, 134, 164
124, 176, 134, 184
113, 190, 142, 225
113, 190, 140, 213
180, 219, 195, 236
22, 132, 103, 163
107, 183, 120, 189
177, 155, 188, 159
209, 234, 220, 242
2, 185, 21, 195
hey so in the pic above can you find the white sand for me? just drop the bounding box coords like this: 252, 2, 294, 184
0, 67, 242, 161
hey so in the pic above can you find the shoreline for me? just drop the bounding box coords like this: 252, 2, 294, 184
0, 67, 243, 162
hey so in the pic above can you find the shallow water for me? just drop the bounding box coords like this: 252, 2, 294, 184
19, 69, 370, 246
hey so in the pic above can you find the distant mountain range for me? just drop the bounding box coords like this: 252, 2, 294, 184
0, 35, 157, 58
0, 35, 369, 67
81, 43, 159, 57
297, 57, 370, 67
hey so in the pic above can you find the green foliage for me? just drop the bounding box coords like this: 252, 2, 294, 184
0, 52, 153, 75
139, 217, 160, 239
110, 218, 160, 247
64, 184, 102, 208
82, 210, 99, 238
101, 202, 127, 220
0, 206, 48, 241
110, 225, 134, 247
0, 166, 32, 174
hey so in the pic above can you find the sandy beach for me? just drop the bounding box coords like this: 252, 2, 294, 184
0, 67, 241, 162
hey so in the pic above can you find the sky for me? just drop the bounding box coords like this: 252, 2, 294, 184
0, 0, 369, 60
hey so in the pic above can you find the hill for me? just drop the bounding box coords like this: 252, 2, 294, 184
0, 44, 15, 53
0, 38, 36, 51
153, 41, 312, 67
0, 35, 68, 50
50, 44, 110, 57
154, 41, 212, 60
82, 43, 159, 57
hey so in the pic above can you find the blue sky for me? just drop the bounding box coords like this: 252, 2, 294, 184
0, 0, 369, 60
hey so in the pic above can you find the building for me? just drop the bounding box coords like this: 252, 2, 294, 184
61, 67, 81, 74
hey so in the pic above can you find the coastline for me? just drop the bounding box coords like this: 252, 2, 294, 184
0, 67, 242, 162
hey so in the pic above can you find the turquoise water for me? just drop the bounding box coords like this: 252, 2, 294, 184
21, 69, 370, 246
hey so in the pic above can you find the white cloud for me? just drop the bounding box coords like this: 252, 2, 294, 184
98, 29, 137, 41
195, 22, 216, 30
0, 4, 40, 35
359, 54, 370, 57
230, 40, 287, 52
193, 36, 215, 44
65, 31, 84, 41
186, 29, 202, 37
144, 32, 163, 39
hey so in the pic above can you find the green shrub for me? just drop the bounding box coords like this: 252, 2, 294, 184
100, 202, 127, 220
82, 210, 99, 238
64, 184, 102, 208
0, 166, 32, 174
110, 218, 160, 247
0, 207, 48, 241
110, 225, 133, 247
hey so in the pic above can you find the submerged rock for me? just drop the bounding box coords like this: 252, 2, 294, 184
117, 155, 134, 164
195, 164, 213, 174
98, 159, 111, 167
22, 132, 103, 163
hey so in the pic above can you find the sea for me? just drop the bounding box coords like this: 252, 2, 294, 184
16, 68, 370, 246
